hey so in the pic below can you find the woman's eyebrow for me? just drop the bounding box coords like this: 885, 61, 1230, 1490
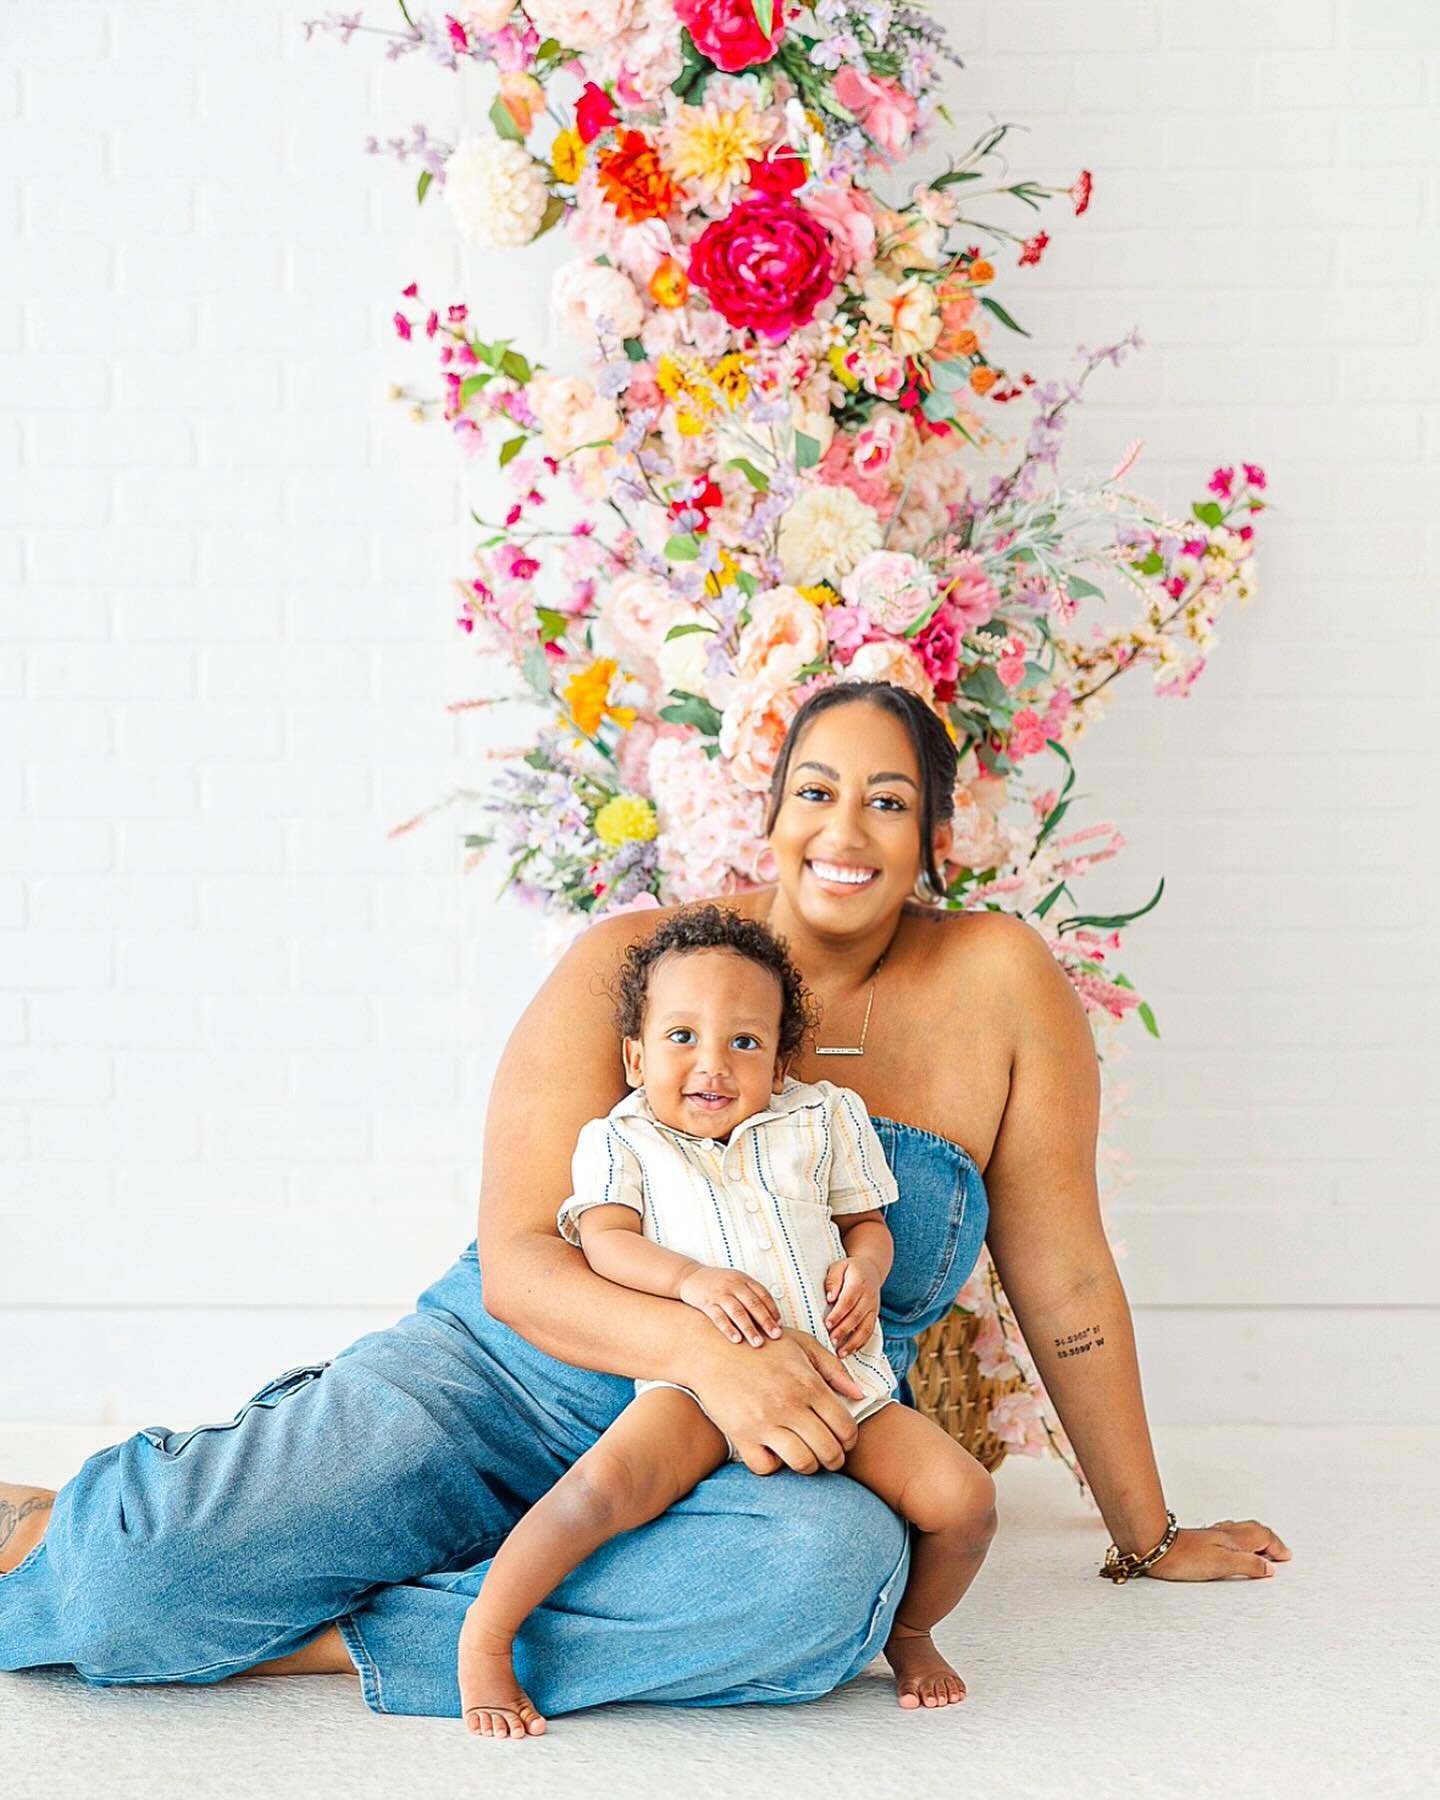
794, 759, 918, 789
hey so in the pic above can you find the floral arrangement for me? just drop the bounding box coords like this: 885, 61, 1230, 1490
307, 1, 1267, 1497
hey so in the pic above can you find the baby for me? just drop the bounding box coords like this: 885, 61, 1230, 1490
458, 905, 997, 1739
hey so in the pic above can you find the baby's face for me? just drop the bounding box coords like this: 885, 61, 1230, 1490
624, 949, 786, 1141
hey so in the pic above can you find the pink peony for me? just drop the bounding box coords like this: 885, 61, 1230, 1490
1008, 707, 1047, 758
832, 67, 919, 159
674, 0, 785, 72
687, 197, 836, 342
843, 637, 934, 704
824, 602, 871, 657
719, 679, 804, 792
840, 550, 936, 635
942, 553, 1001, 632
527, 372, 620, 457
523, 0, 634, 52
735, 585, 828, 688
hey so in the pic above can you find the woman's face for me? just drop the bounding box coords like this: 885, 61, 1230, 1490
767, 702, 948, 932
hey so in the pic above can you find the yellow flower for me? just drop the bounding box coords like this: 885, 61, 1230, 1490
797, 583, 839, 607
708, 352, 750, 409
705, 547, 742, 598
564, 658, 636, 737
594, 793, 658, 849
662, 98, 774, 209
551, 128, 586, 184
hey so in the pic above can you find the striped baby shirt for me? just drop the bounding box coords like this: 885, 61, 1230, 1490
557, 1078, 901, 1451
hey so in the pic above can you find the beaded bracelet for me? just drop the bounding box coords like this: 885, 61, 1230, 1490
1097, 1509, 1179, 1583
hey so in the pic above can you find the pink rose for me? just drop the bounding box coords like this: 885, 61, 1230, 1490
1008, 707, 1047, 758
687, 197, 836, 342
601, 570, 687, 672
913, 603, 962, 685
824, 602, 871, 657
996, 653, 1026, 691
527, 372, 620, 457
816, 434, 892, 513
803, 181, 876, 278
674, 0, 785, 73
840, 550, 937, 635
832, 67, 919, 160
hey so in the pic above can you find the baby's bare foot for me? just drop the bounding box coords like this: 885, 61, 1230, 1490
884, 1625, 967, 1710
458, 1620, 547, 1740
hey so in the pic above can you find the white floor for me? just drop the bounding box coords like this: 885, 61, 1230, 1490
2, 1424, 1436, 1799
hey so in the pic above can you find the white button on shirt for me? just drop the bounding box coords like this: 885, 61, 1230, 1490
558, 1079, 901, 1432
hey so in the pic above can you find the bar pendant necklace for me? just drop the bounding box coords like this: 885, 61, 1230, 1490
814, 956, 885, 1057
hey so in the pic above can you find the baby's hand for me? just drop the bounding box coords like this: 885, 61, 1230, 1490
823, 1257, 881, 1358
677, 1264, 783, 1347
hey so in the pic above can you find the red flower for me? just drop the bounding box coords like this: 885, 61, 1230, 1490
445, 15, 468, 51
667, 477, 724, 532
1018, 231, 1050, 267
425, 310, 439, 338
456, 612, 474, 633
1208, 466, 1234, 498
1070, 170, 1093, 215
575, 81, 618, 145
687, 196, 836, 341
1163, 576, 1186, 599
598, 130, 677, 224
1242, 462, 1267, 489
393, 312, 413, 341
675, 0, 785, 73
401, 281, 419, 298
745, 150, 807, 198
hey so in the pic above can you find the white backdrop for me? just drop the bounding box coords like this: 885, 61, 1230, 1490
2, 0, 1437, 1429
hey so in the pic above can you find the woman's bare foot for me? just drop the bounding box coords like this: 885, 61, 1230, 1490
458, 1616, 547, 1740
0, 1484, 56, 1575
884, 1622, 967, 1710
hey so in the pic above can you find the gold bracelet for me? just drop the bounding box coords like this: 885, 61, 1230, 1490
1097, 1509, 1179, 1583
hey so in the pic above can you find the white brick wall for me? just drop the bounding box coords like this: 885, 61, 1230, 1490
2, 0, 1437, 1431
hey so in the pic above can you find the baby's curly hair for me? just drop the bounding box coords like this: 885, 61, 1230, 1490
614, 905, 818, 1066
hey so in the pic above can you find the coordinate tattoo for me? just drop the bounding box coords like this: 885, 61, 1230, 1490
1053, 1323, 1106, 1360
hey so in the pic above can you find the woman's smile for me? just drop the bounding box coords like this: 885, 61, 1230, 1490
806, 857, 882, 893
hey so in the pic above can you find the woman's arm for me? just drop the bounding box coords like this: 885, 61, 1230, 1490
980, 919, 1290, 1578
476, 915, 865, 1474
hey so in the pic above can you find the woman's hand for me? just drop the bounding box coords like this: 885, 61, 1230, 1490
677, 1263, 783, 1348
1140, 1520, 1293, 1581
822, 1256, 881, 1358
689, 1326, 867, 1477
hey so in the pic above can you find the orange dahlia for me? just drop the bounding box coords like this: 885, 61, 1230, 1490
598, 130, 677, 224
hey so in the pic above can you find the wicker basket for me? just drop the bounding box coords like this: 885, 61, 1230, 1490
910, 1302, 1029, 1473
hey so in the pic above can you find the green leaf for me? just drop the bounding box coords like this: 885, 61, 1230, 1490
500, 349, 532, 383
751, 0, 774, 35
664, 621, 715, 642
1136, 549, 1165, 577
1066, 575, 1104, 601
534, 192, 567, 239
979, 295, 1030, 337
457, 373, 491, 408
1057, 876, 1166, 935
416, 168, 433, 206
461, 833, 493, 851
735, 570, 759, 598
1033, 881, 1071, 921
725, 456, 770, 492
520, 645, 552, 701
959, 665, 1008, 708
663, 533, 701, 563
794, 430, 821, 469
932, 168, 982, 189
1191, 500, 1224, 528
1137, 1001, 1160, 1039
622, 336, 648, 362
497, 434, 527, 467
535, 607, 568, 645
658, 690, 723, 735
488, 94, 524, 143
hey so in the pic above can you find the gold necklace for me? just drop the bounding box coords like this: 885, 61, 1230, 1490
814, 955, 886, 1057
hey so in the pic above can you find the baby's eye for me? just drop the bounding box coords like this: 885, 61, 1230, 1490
731, 1034, 761, 1052
666, 1028, 697, 1045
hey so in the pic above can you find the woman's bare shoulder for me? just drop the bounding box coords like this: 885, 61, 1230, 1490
902, 906, 1071, 1018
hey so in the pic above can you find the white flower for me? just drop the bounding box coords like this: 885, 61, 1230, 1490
524, 0, 634, 51
656, 608, 718, 700
443, 137, 549, 250
552, 260, 646, 343
777, 484, 884, 586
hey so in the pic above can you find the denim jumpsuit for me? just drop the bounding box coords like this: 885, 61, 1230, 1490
0, 1119, 988, 1719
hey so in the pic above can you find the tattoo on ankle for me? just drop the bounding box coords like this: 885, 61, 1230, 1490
1053, 1322, 1106, 1361
0, 1494, 54, 1554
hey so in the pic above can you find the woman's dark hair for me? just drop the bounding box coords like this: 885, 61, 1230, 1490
614, 903, 818, 1065
763, 681, 959, 896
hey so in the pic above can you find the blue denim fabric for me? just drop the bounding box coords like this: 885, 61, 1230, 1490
0, 1120, 988, 1718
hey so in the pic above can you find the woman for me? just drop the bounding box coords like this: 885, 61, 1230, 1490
0, 682, 1290, 1718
